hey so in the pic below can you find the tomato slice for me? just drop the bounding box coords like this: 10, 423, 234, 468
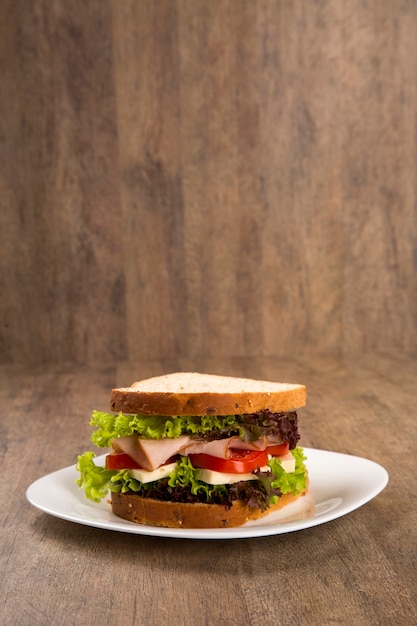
105, 453, 143, 470
189, 449, 268, 474
189, 442, 291, 474
266, 442, 289, 457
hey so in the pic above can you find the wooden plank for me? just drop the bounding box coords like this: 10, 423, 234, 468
112, 1, 187, 360
0, 2, 126, 365
340, 2, 417, 354
258, 0, 345, 356
1, 1, 416, 365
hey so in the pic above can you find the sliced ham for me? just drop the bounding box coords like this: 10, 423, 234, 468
112, 433, 284, 471
112, 435, 190, 471
182, 438, 234, 459
223, 436, 283, 452
182, 435, 282, 458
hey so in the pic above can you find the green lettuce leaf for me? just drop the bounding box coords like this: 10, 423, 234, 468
89, 410, 241, 447
76, 452, 116, 503
167, 456, 230, 502
267, 447, 308, 499
75, 452, 143, 501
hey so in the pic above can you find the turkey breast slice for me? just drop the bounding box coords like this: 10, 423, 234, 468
112, 434, 284, 471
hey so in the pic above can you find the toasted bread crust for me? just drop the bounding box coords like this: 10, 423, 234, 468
110, 372, 306, 416
110, 488, 309, 529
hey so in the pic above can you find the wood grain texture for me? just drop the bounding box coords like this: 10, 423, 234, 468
0, 1, 126, 365
2, 356, 417, 625
112, 1, 187, 360
340, 2, 417, 354
1, 1, 416, 365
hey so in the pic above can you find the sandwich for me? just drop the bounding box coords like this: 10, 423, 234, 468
76, 372, 311, 528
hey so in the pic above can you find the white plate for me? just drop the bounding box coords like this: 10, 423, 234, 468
26, 448, 388, 540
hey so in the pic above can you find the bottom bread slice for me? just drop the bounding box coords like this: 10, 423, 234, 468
110, 488, 310, 529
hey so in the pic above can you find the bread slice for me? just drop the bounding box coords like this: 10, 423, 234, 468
110, 486, 310, 529
110, 372, 306, 416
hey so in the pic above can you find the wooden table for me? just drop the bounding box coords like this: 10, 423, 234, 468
2, 355, 416, 625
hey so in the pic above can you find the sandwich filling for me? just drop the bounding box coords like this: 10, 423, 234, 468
77, 409, 308, 512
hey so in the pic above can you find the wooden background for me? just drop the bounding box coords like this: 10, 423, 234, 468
1, 0, 416, 367
2, 5, 417, 625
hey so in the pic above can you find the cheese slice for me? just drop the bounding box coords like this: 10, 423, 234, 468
273, 452, 296, 474
196, 466, 270, 485
197, 453, 296, 486
129, 462, 177, 484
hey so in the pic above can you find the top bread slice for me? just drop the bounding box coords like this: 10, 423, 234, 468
110, 372, 306, 416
